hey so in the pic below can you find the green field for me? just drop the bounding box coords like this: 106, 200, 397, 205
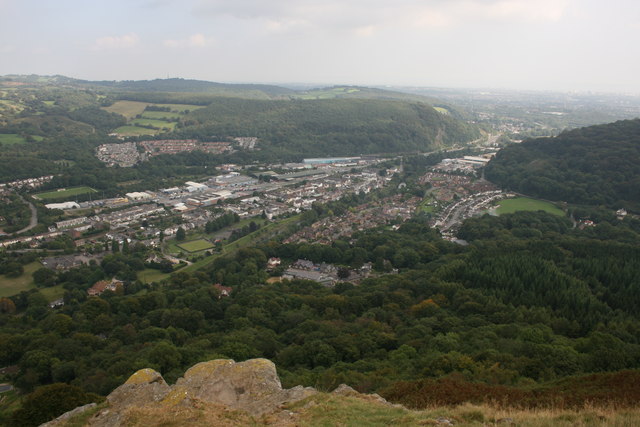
33, 186, 97, 200
496, 197, 564, 216
39, 285, 65, 301
103, 100, 150, 119
112, 125, 160, 136
177, 239, 215, 253
0, 262, 40, 297
0, 134, 26, 145
138, 268, 172, 284
130, 118, 177, 131
434, 107, 450, 115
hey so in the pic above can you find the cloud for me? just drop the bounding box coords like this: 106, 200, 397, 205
92, 33, 140, 50
163, 33, 214, 48
192, 0, 570, 33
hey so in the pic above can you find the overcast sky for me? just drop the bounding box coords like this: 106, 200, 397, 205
1, 0, 639, 93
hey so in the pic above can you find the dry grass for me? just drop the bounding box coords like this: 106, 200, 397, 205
56, 393, 640, 427
103, 101, 149, 119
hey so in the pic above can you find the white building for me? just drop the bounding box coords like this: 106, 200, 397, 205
45, 201, 80, 210
126, 192, 153, 201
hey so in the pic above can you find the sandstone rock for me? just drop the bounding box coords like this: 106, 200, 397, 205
90, 368, 170, 427
84, 358, 316, 425
332, 384, 359, 396
173, 358, 316, 416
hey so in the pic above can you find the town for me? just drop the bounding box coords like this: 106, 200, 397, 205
0, 145, 509, 292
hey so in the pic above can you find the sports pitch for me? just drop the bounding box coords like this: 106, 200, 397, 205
496, 197, 564, 216
177, 239, 215, 253
34, 186, 97, 200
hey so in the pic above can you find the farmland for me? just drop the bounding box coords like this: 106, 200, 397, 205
130, 118, 177, 131
496, 197, 564, 216
105, 101, 203, 136
33, 186, 97, 200
103, 100, 150, 119
177, 239, 215, 253
0, 134, 26, 145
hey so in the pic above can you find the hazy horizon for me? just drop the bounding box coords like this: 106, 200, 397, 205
2, 0, 639, 94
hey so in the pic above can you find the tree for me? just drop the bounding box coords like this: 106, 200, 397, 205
176, 227, 186, 241
10, 383, 96, 427
337, 267, 351, 280
32, 268, 57, 288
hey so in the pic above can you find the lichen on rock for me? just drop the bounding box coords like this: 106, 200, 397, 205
81, 358, 317, 426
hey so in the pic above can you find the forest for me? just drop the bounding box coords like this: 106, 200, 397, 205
1, 209, 640, 425
485, 119, 640, 211
177, 97, 480, 157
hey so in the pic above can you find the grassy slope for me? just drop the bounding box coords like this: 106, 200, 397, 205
103, 100, 149, 119
0, 134, 27, 145
55, 392, 640, 427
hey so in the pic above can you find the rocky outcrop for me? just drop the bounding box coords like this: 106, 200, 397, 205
39, 403, 96, 427
87, 358, 317, 426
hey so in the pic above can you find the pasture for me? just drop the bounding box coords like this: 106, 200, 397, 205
177, 239, 215, 253
0, 134, 26, 145
33, 186, 97, 200
130, 118, 177, 131
496, 197, 564, 216
112, 125, 159, 136
103, 100, 149, 119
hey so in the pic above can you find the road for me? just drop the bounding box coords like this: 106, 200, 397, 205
14, 195, 38, 235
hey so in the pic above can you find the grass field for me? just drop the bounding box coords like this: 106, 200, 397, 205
39, 285, 65, 301
138, 268, 172, 284
496, 197, 564, 216
33, 186, 97, 200
103, 101, 150, 119
434, 106, 450, 115
177, 239, 215, 253
0, 262, 39, 297
130, 118, 177, 131
0, 134, 26, 145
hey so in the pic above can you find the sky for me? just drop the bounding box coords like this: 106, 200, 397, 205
1, 0, 639, 93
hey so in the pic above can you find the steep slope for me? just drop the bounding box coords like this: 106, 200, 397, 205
485, 119, 640, 210
180, 97, 480, 156
40, 359, 640, 427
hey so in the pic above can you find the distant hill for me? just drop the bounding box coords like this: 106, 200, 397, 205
0, 74, 481, 165
485, 119, 640, 210
177, 97, 480, 157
